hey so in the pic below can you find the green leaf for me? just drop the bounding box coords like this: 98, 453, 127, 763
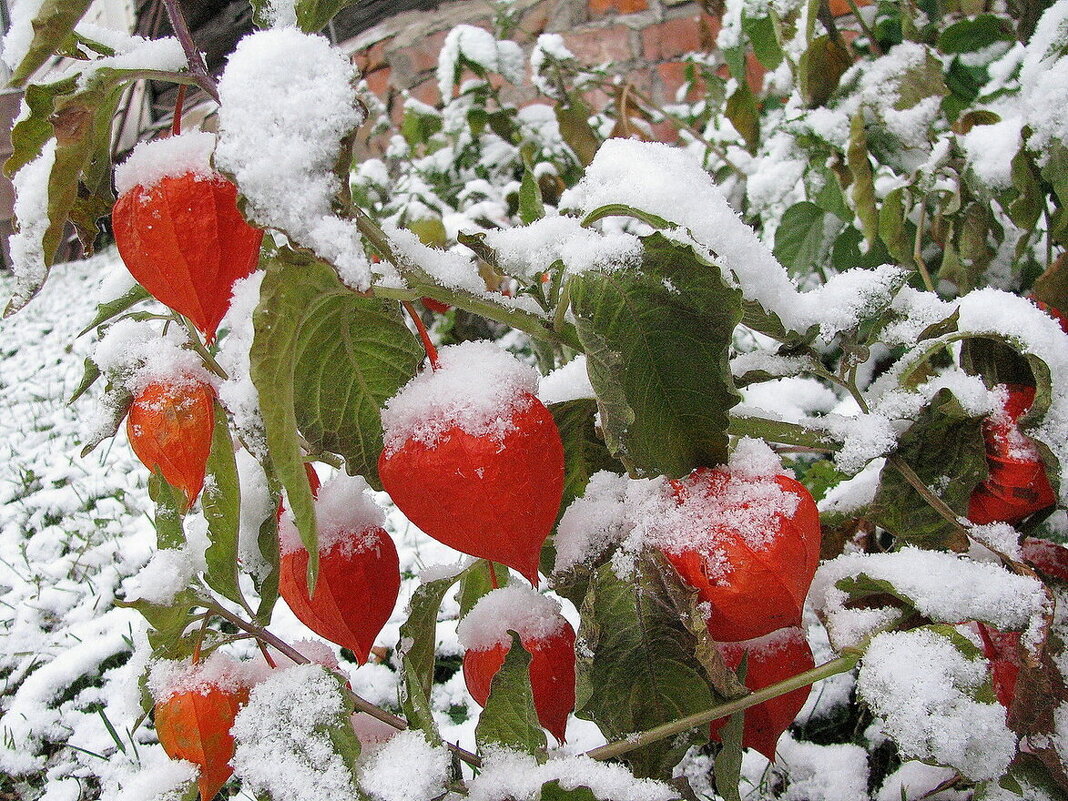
8, 0, 94, 87
321, 671, 364, 781
540, 782, 600, 801
519, 164, 546, 225
798, 35, 851, 108
457, 560, 510, 619
726, 84, 759, 152
555, 96, 600, 167
68, 357, 100, 404
743, 13, 783, 70
78, 284, 152, 337
203, 401, 244, 606
401, 105, 444, 148
576, 553, 736, 779
253, 0, 358, 32
872, 388, 986, 550
288, 272, 423, 488
774, 201, 829, 276
548, 398, 620, 521
569, 233, 742, 478
938, 14, 1014, 54
117, 590, 203, 660
847, 112, 878, 247
475, 632, 548, 757
1006, 149, 1043, 230
254, 463, 281, 624
396, 568, 468, 739
878, 187, 915, 267
713, 704, 745, 801
149, 472, 187, 551
251, 249, 422, 589
5, 77, 78, 178
893, 49, 948, 111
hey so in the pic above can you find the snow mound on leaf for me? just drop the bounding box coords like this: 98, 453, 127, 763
231, 663, 360, 801
278, 473, 386, 556
380, 340, 539, 454
147, 651, 253, 702
857, 628, 1016, 781
456, 585, 568, 651
360, 730, 450, 801
114, 130, 217, 196
93, 317, 211, 396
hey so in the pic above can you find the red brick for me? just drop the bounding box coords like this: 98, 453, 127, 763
588, 0, 648, 15
656, 61, 702, 103
649, 119, 680, 144
364, 65, 392, 97
563, 25, 633, 64
642, 16, 704, 61
699, 13, 723, 49
408, 79, 442, 107
394, 29, 451, 77
355, 38, 389, 74
745, 51, 767, 93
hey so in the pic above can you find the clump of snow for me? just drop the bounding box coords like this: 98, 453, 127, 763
380, 340, 539, 454
1018, 2, 1068, 158
217, 271, 266, 455
7, 139, 56, 311
456, 585, 568, 651
109, 750, 199, 801
559, 139, 906, 340
234, 448, 274, 579
359, 730, 450, 801
124, 515, 211, 605
216, 28, 375, 289
857, 628, 1016, 781
811, 548, 1049, 651
147, 650, 253, 702
437, 25, 524, 99
231, 663, 360, 800
257, 0, 297, 27
0, 0, 45, 71
468, 746, 678, 801
774, 733, 870, 801
482, 216, 642, 279
71, 36, 186, 88
818, 459, 883, 516
538, 355, 595, 404
114, 131, 217, 197
531, 34, 575, 97
278, 473, 385, 556
961, 118, 1021, 191
876, 760, 967, 801
92, 317, 211, 396
555, 439, 801, 578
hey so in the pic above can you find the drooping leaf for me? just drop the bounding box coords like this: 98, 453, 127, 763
540, 782, 601, 801
798, 35, 852, 108
77, 284, 151, 337
8, 0, 94, 87
872, 388, 986, 550
475, 632, 548, 757
5, 77, 78, 178
519, 163, 546, 225
569, 233, 742, 478
249, 0, 358, 32
743, 13, 783, 70
68, 357, 100, 404
774, 201, 830, 276
117, 589, 203, 661
847, 112, 878, 247
726, 84, 759, 152
713, 705, 745, 801
548, 398, 620, 519
203, 401, 244, 606
938, 14, 1014, 54
251, 249, 422, 589
576, 553, 736, 779
396, 568, 467, 739
555, 95, 600, 166
878, 187, 914, 267
148, 471, 187, 551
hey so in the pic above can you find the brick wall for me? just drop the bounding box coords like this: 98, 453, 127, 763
341, 0, 764, 151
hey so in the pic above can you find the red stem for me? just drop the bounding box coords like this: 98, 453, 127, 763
402, 301, 439, 370
171, 85, 186, 137
488, 560, 499, 589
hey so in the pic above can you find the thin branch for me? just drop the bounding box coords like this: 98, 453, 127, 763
585, 655, 857, 761
161, 0, 220, 104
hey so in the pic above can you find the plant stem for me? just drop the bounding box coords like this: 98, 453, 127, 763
179, 316, 229, 379
585, 655, 857, 761
207, 602, 484, 768
886, 454, 970, 539
171, 85, 186, 137
161, 0, 220, 104
402, 301, 440, 369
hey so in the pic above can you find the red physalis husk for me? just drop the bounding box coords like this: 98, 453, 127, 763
1034, 300, 1068, 335
155, 683, 249, 801
968, 384, 1056, 526
709, 626, 815, 761
127, 378, 215, 510
278, 475, 400, 665
112, 173, 263, 341
1022, 536, 1068, 582
462, 621, 577, 743
663, 467, 821, 643
379, 393, 564, 585
976, 623, 1021, 709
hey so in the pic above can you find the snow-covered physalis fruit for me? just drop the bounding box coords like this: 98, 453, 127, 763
709, 627, 815, 760
278, 474, 400, 663
112, 131, 263, 341
127, 377, 215, 509
378, 341, 565, 585
457, 585, 576, 742
661, 439, 821, 642
968, 384, 1056, 526
149, 653, 251, 801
